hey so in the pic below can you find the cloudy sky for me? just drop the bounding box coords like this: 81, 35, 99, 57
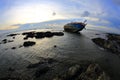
0, 0, 120, 30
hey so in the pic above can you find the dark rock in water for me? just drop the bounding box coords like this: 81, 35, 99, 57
35, 65, 50, 77
23, 31, 35, 40
92, 38, 107, 48
2, 39, 7, 44
54, 45, 57, 48
23, 37, 28, 40
44, 31, 53, 37
8, 40, 14, 43
7, 33, 18, 37
22, 31, 35, 35
2, 39, 14, 44
92, 33, 120, 55
22, 31, 64, 39
35, 32, 45, 39
53, 32, 64, 36
107, 33, 120, 41
11, 47, 16, 49
23, 41, 36, 47
13, 37, 15, 39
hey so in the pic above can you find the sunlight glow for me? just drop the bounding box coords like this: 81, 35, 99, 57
8, 4, 65, 24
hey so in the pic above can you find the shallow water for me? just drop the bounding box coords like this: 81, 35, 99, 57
0, 29, 120, 80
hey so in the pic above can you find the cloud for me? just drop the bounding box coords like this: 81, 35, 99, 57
0, 25, 19, 30
81, 11, 90, 17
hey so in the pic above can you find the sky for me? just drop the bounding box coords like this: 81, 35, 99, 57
0, 0, 120, 30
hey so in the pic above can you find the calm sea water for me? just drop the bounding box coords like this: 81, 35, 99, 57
0, 20, 120, 79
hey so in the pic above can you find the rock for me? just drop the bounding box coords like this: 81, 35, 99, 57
8, 40, 14, 43
2, 39, 7, 44
22, 31, 64, 39
53, 63, 110, 80
67, 64, 82, 77
35, 32, 45, 39
78, 64, 110, 80
54, 45, 57, 48
53, 32, 64, 36
92, 38, 106, 48
107, 33, 120, 41
35, 65, 50, 77
11, 47, 16, 49
92, 34, 120, 55
23, 31, 35, 40
23, 41, 36, 47
44, 31, 53, 37
97, 72, 110, 80
7, 33, 18, 37
13, 37, 15, 39
23, 37, 28, 40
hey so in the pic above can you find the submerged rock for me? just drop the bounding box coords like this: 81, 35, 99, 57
35, 65, 50, 77
27, 58, 57, 68
23, 41, 36, 47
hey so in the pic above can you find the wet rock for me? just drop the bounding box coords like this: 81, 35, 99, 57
35, 32, 45, 39
23, 31, 35, 40
8, 40, 14, 43
2, 39, 7, 44
7, 33, 18, 37
53, 32, 64, 36
53, 63, 110, 80
54, 45, 57, 48
92, 33, 120, 55
92, 38, 106, 48
11, 47, 16, 49
35, 65, 50, 77
78, 64, 110, 80
13, 37, 15, 39
44, 31, 53, 37
107, 33, 120, 41
22, 31, 64, 39
23, 41, 36, 47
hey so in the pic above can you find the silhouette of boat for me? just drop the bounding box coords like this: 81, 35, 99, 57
64, 20, 87, 32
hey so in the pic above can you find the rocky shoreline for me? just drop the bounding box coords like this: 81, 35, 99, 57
92, 33, 120, 56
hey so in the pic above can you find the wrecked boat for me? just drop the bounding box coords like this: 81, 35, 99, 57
64, 20, 87, 32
